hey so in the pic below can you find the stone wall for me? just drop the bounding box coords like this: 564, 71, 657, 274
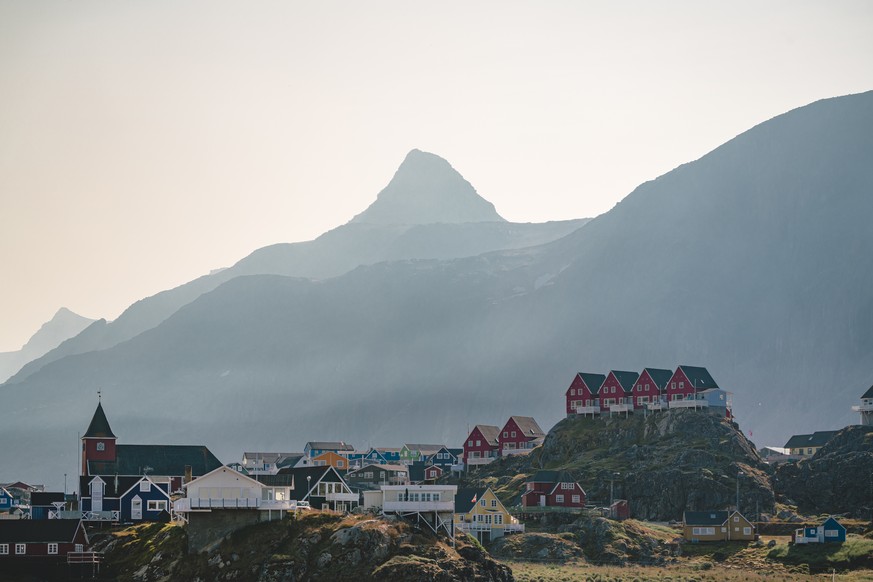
187, 509, 282, 553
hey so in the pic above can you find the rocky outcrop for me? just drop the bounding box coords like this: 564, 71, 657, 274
489, 532, 584, 562
92, 514, 514, 582
774, 425, 873, 516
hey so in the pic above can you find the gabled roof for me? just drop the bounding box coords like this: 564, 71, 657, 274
506, 417, 544, 438
455, 487, 487, 514
83, 402, 116, 439
184, 465, 266, 490
305, 442, 355, 452
0, 519, 84, 543
253, 473, 295, 487
683, 510, 728, 526
528, 470, 577, 485
80, 475, 143, 498
862, 384, 873, 399
822, 516, 846, 531
643, 368, 673, 389
578, 373, 606, 393
349, 463, 407, 476
276, 454, 305, 469
470, 425, 500, 446
609, 370, 640, 393
783, 430, 840, 449
119, 476, 171, 500
243, 452, 296, 464
278, 466, 348, 500
88, 444, 222, 478
677, 366, 719, 390
447, 448, 463, 457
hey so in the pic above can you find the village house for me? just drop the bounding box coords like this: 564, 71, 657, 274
463, 425, 500, 466
683, 510, 755, 542
631, 368, 673, 411
408, 462, 442, 484
241, 452, 298, 475
598, 370, 640, 415
0, 488, 14, 513
565, 372, 606, 417
454, 487, 524, 542
498, 417, 545, 455
303, 441, 355, 459
783, 431, 839, 457
852, 384, 873, 426
521, 470, 586, 509
427, 446, 462, 469
275, 466, 358, 512
79, 401, 222, 523
310, 451, 350, 470
794, 516, 846, 544
400, 444, 446, 465
29, 493, 67, 520
665, 366, 732, 416
345, 464, 409, 489
380, 484, 457, 536
0, 519, 89, 562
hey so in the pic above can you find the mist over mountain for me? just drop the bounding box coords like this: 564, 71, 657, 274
3, 92, 872, 490
8, 151, 585, 385
0, 308, 94, 382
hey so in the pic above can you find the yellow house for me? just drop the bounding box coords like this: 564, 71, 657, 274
453, 487, 524, 542
683, 510, 755, 542
311, 451, 349, 471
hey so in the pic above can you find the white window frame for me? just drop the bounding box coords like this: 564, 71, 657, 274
147, 500, 168, 512
140, 481, 151, 492
572, 495, 581, 503
48, 543, 58, 555
0, 544, 8, 555
16, 543, 26, 555
555, 494, 564, 503
96, 441, 105, 451
743, 527, 752, 535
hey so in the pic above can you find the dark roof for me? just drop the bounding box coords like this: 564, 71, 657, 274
278, 466, 346, 500
578, 373, 606, 393
507, 417, 544, 438
0, 519, 83, 543
678, 366, 719, 390
306, 442, 354, 451
408, 462, 426, 482
253, 473, 295, 487
276, 454, 304, 469
610, 370, 640, 393
88, 444, 222, 478
348, 463, 407, 476
404, 444, 446, 454
783, 430, 840, 449
80, 475, 157, 498
643, 368, 673, 389
31, 492, 65, 506
862, 384, 873, 399
455, 487, 486, 514
529, 470, 576, 485
473, 425, 500, 445
448, 448, 463, 457
683, 511, 728, 526
83, 402, 116, 438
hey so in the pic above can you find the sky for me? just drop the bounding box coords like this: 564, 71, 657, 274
1, 1, 872, 352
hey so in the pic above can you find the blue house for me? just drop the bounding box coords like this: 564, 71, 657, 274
794, 516, 846, 544
119, 477, 172, 522
427, 447, 462, 468
0, 487, 14, 512
30, 492, 65, 520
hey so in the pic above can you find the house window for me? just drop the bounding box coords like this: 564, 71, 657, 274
491, 499, 497, 507
572, 495, 580, 503
679, 382, 684, 389
556, 495, 564, 503
503, 432, 508, 438
495, 514, 503, 524
96, 442, 105, 451
743, 527, 752, 535
480, 499, 486, 506
671, 382, 676, 389
825, 529, 838, 538
147, 500, 168, 512
338, 460, 344, 468
511, 431, 516, 437
692, 527, 715, 536
140, 481, 151, 492
16, 544, 25, 555
570, 389, 575, 395
0, 544, 7, 555
48, 543, 58, 555
476, 440, 481, 446
468, 440, 473, 446
733, 516, 739, 522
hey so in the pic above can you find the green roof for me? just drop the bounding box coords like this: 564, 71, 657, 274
783, 430, 839, 450
83, 402, 116, 439
678, 365, 719, 390
578, 373, 606, 393
610, 370, 640, 393
644, 368, 673, 389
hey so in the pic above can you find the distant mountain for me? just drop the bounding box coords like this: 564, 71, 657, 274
0, 308, 94, 382
349, 149, 505, 225
7, 151, 587, 385
3, 91, 872, 490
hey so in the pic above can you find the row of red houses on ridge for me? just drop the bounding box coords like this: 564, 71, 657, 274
462, 416, 545, 467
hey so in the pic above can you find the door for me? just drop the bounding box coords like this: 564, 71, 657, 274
539, 494, 546, 507
131, 495, 142, 520
91, 481, 104, 512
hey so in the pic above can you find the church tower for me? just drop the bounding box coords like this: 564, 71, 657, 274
81, 400, 117, 475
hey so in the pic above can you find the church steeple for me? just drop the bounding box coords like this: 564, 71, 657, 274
82, 400, 117, 475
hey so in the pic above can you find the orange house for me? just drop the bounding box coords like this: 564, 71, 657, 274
311, 451, 349, 471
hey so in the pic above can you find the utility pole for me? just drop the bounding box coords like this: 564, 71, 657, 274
736, 471, 744, 513
610, 472, 620, 507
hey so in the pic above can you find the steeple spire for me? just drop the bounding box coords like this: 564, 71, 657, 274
83, 401, 116, 439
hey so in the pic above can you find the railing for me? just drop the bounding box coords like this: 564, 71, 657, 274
502, 447, 535, 456
67, 551, 102, 564
456, 522, 525, 533
668, 399, 709, 409
383, 500, 455, 512
852, 402, 873, 412
82, 511, 120, 521
609, 403, 632, 413
575, 406, 601, 415
325, 492, 359, 503
174, 498, 299, 512
465, 456, 497, 466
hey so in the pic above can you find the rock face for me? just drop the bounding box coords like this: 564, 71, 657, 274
774, 425, 873, 516
484, 409, 774, 521
93, 514, 514, 582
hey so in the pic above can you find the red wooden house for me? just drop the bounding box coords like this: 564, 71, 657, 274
521, 470, 586, 508
598, 371, 639, 414
463, 425, 500, 466
565, 373, 606, 417
0, 519, 88, 562
631, 368, 673, 411
499, 417, 545, 456
665, 365, 719, 405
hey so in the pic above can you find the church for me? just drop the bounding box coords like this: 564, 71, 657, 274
79, 400, 222, 522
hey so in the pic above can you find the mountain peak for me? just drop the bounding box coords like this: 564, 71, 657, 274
349, 149, 505, 225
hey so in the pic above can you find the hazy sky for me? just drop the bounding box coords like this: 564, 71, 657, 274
1, 1, 872, 352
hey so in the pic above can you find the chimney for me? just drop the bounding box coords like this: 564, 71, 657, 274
184, 465, 193, 484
